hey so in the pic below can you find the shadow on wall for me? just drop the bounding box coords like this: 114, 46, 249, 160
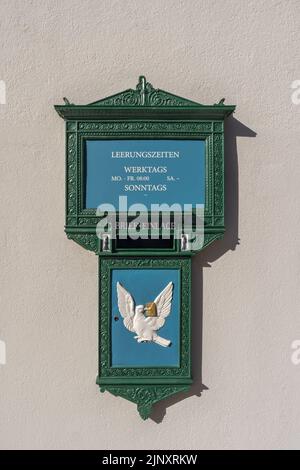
150, 117, 257, 423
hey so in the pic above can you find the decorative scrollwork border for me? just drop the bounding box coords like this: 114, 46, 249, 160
98, 257, 191, 380
69, 121, 224, 219
65, 119, 225, 253
65, 116, 225, 254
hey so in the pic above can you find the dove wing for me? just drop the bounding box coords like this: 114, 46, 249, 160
116, 282, 135, 332
145, 282, 174, 331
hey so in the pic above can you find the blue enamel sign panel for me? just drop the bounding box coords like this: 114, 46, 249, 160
111, 268, 180, 367
85, 140, 205, 209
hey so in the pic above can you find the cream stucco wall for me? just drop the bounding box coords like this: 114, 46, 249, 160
1, 0, 300, 450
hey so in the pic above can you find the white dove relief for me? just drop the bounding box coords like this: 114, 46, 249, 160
116, 281, 174, 347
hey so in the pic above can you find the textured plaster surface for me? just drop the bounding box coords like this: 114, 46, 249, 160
0, 0, 300, 450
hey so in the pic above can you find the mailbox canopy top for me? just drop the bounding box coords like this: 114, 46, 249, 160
54, 75, 235, 121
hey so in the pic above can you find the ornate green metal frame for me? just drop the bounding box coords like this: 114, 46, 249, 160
54, 76, 235, 419
55, 76, 235, 256
97, 257, 191, 419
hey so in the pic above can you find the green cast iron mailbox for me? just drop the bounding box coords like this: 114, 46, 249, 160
55, 76, 235, 419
